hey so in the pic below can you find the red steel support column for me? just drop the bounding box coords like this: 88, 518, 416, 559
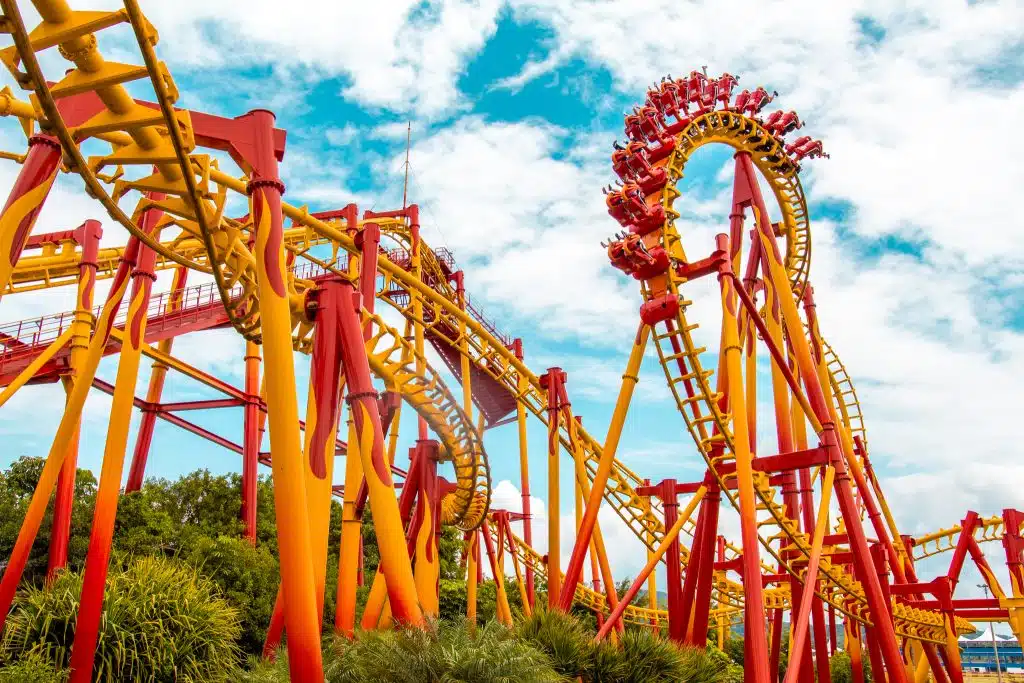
677, 482, 709, 637
47, 219, 102, 579
125, 265, 189, 492
1003, 509, 1024, 599
828, 598, 838, 655
688, 480, 722, 647
641, 479, 684, 643
0, 135, 62, 298
242, 341, 261, 542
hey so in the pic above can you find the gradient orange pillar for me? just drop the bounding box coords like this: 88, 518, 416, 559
68, 241, 159, 683
0, 134, 62, 298
244, 109, 324, 680
539, 368, 566, 609
715, 231, 770, 683
557, 323, 648, 611
125, 265, 189, 492
510, 339, 536, 606
335, 279, 423, 625
242, 341, 261, 542
413, 440, 441, 616
263, 282, 345, 655
47, 220, 102, 579
0, 218, 152, 633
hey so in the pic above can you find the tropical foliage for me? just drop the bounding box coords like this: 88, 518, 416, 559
1, 555, 242, 681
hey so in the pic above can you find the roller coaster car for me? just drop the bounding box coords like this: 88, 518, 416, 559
637, 104, 666, 141
733, 88, 751, 114
604, 182, 665, 233
784, 136, 813, 155
714, 73, 740, 110
742, 86, 777, 118
611, 140, 652, 179
763, 110, 802, 137
791, 138, 829, 161
606, 233, 669, 280
610, 142, 668, 193
624, 110, 645, 143
649, 78, 685, 119
684, 70, 708, 107
604, 185, 629, 224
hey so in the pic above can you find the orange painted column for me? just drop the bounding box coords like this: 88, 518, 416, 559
244, 108, 324, 680
0, 135, 62, 299
0, 206, 159, 634
263, 282, 346, 656
68, 241, 160, 683
334, 279, 423, 626
540, 368, 566, 610
413, 440, 441, 617
47, 219, 102, 579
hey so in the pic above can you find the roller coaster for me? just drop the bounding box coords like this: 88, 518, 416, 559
0, 2, 1020, 682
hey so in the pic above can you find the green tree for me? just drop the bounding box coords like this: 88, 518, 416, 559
180, 534, 279, 656
0, 456, 97, 586
830, 649, 872, 683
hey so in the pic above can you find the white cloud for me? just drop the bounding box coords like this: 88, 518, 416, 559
42, 0, 504, 117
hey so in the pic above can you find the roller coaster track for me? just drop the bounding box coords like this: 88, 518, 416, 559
912, 516, 1021, 561
484, 513, 748, 630
635, 109, 971, 642
0, 0, 974, 645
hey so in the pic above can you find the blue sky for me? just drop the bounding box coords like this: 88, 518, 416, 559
1, 0, 1023, 594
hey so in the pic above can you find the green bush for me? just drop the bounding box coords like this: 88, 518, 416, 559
830, 649, 872, 683
180, 534, 280, 656
1, 555, 242, 682
0, 652, 66, 682
615, 628, 731, 683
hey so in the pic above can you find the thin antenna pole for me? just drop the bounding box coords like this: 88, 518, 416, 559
402, 121, 412, 211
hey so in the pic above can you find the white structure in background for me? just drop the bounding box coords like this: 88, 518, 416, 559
960, 625, 1023, 675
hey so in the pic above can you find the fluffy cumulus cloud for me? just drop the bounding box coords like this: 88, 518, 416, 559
42, 0, 505, 116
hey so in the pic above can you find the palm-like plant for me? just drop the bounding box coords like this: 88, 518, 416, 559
321, 618, 558, 682
516, 608, 595, 679
319, 618, 564, 683
2, 555, 242, 682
